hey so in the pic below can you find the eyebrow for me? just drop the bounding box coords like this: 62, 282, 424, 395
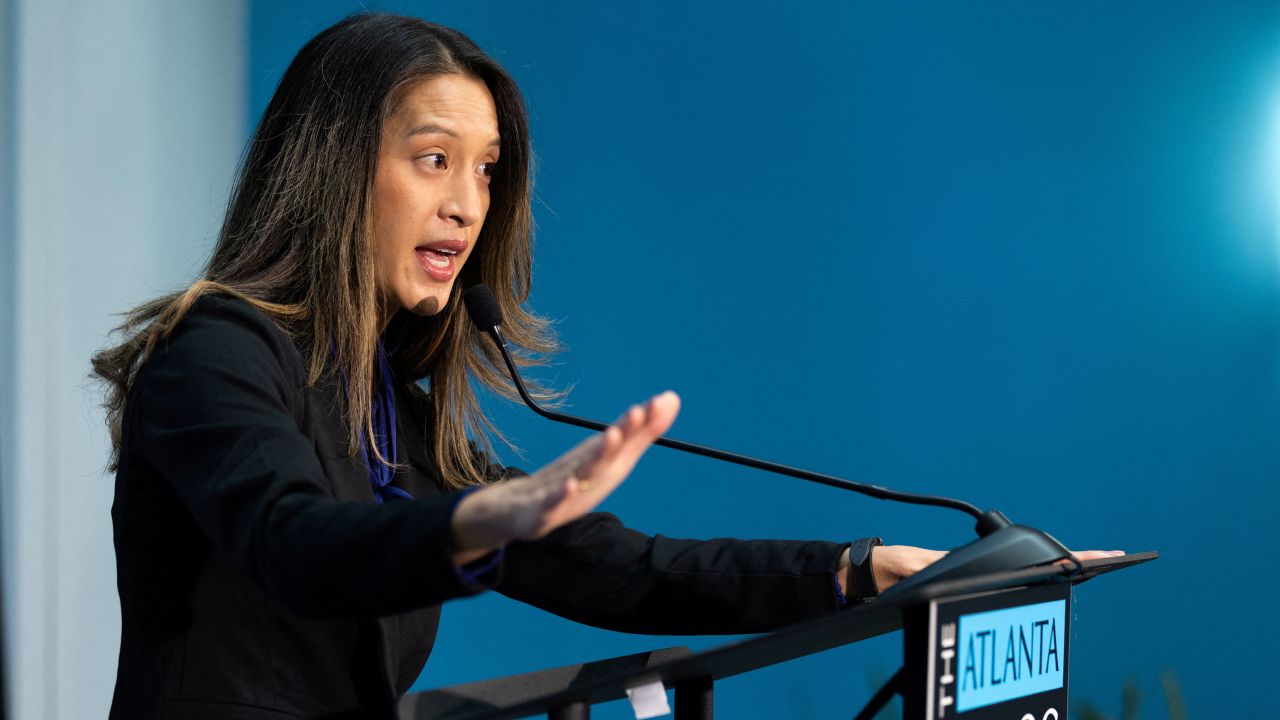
405, 122, 501, 149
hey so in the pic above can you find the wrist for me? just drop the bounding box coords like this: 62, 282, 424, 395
871, 545, 896, 593
836, 547, 853, 606
451, 547, 495, 566
847, 537, 884, 602
448, 486, 502, 560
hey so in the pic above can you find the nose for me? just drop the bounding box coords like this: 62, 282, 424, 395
438, 170, 484, 228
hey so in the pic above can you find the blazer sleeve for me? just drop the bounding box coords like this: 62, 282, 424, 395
497, 512, 851, 635
130, 297, 481, 619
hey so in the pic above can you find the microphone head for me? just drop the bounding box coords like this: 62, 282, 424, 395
463, 284, 504, 330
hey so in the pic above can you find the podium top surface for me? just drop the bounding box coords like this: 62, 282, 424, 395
404, 551, 1156, 720
648, 551, 1157, 685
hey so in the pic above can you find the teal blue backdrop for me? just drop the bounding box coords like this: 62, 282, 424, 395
251, 3, 1279, 717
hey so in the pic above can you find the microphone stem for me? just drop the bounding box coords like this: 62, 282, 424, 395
488, 326, 986, 522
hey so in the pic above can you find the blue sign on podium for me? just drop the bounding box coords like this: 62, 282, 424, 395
905, 582, 1071, 720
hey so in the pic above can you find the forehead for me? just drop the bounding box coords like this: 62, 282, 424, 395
386, 74, 499, 140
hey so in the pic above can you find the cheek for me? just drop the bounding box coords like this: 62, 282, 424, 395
371, 174, 399, 245
372, 186, 416, 293
370, 213, 399, 285
463, 193, 491, 255
374, 175, 416, 237
474, 191, 492, 234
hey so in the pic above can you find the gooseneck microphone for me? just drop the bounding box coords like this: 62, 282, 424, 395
463, 284, 1081, 595
464, 286, 986, 520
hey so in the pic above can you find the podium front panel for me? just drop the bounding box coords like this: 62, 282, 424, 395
904, 582, 1072, 720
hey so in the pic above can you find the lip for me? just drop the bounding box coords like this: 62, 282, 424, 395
414, 239, 467, 282
417, 239, 468, 253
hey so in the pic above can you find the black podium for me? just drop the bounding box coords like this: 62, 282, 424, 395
401, 552, 1156, 720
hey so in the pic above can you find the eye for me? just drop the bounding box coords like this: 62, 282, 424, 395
417, 153, 447, 170
479, 162, 497, 178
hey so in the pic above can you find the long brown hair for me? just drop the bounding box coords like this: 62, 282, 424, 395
92, 13, 558, 488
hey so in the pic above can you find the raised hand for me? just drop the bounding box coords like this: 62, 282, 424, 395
450, 391, 680, 562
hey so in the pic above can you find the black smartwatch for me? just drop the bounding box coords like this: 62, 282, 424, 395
848, 537, 884, 602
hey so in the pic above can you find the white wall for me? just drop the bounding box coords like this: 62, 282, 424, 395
2, 1, 246, 716
0, 0, 11, 711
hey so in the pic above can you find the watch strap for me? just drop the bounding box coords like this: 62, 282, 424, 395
848, 536, 884, 602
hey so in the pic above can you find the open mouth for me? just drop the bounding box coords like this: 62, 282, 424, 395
415, 240, 467, 281
419, 246, 456, 268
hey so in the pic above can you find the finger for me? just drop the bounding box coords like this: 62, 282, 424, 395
643, 391, 680, 435
586, 397, 664, 472
1052, 551, 1123, 569
596, 425, 623, 466
609, 392, 678, 435
541, 433, 605, 480
563, 392, 682, 494
563, 425, 624, 493
1071, 549, 1125, 561
615, 392, 680, 458
607, 402, 637, 429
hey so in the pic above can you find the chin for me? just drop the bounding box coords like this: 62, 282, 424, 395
407, 288, 451, 316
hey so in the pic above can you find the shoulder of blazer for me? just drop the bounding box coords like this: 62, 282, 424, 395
130, 294, 313, 420
169, 294, 307, 377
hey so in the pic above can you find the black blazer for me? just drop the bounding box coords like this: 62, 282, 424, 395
108, 296, 852, 719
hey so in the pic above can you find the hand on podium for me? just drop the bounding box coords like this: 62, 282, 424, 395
837, 547, 1126, 596
872, 546, 949, 592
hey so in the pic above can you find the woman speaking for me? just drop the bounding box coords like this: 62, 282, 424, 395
93, 13, 1108, 719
